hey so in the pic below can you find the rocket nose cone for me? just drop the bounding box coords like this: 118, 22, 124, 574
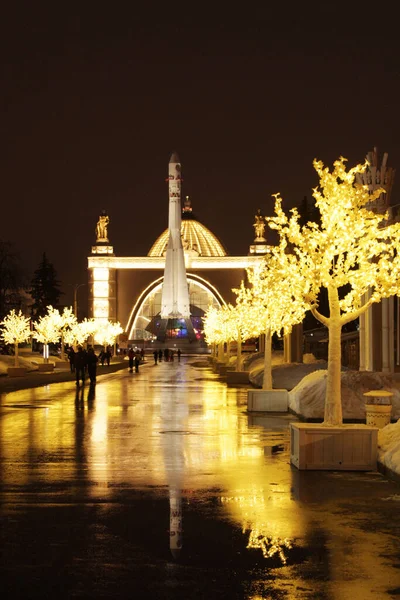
169, 151, 180, 164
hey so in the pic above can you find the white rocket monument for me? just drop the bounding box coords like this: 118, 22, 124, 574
159, 153, 195, 340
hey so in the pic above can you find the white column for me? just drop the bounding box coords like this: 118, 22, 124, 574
389, 297, 394, 372
382, 298, 390, 372
359, 299, 366, 371
283, 332, 291, 363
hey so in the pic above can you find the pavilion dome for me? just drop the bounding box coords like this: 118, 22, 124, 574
148, 197, 227, 257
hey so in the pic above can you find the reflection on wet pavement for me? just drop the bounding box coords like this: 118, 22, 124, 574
0, 357, 400, 599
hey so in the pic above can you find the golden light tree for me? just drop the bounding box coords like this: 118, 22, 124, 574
234, 242, 310, 391
267, 157, 400, 426
63, 318, 97, 348
32, 306, 63, 363
0, 310, 31, 367
225, 303, 248, 371
215, 303, 249, 371
59, 307, 77, 359
203, 304, 228, 363
94, 320, 124, 351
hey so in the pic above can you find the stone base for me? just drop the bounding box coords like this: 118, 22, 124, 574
365, 404, 392, 429
37, 363, 55, 372
218, 365, 235, 376
290, 422, 378, 471
247, 389, 288, 412
55, 361, 69, 369
227, 371, 249, 385
7, 367, 27, 377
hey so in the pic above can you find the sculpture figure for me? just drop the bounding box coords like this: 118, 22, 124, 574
96, 212, 109, 242
253, 209, 266, 241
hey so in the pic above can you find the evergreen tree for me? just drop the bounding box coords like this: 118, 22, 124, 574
30, 253, 62, 318
0, 240, 24, 320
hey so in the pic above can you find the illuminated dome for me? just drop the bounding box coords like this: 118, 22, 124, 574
148, 197, 227, 257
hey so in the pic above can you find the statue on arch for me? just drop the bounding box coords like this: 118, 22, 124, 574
253, 209, 266, 241
96, 210, 109, 242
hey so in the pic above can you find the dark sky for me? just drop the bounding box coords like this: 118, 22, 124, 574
1, 4, 399, 309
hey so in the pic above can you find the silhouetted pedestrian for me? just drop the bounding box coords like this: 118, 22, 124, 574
106, 346, 112, 365
158, 349, 162, 362
164, 348, 169, 362
177, 349, 181, 362
67, 347, 75, 372
134, 350, 141, 373
74, 346, 87, 386
87, 348, 98, 383
153, 350, 158, 364
128, 347, 134, 372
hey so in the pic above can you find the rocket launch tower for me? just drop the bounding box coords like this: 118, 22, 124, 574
158, 152, 196, 341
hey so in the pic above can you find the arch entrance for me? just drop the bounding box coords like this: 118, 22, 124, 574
126, 275, 223, 342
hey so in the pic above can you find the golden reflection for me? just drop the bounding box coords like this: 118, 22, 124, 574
246, 528, 293, 563
0, 365, 300, 560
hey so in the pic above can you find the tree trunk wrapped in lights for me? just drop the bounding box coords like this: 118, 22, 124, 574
0, 310, 31, 367
267, 157, 400, 426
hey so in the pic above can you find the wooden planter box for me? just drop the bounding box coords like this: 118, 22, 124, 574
37, 363, 55, 372
247, 389, 288, 412
7, 367, 27, 377
290, 422, 378, 471
227, 371, 249, 385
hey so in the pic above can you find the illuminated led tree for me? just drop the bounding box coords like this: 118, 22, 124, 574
224, 304, 248, 371
63, 318, 97, 348
94, 320, 124, 351
59, 307, 77, 359
203, 304, 228, 362
234, 243, 310, 391
219, 304, 248, 370
0, 310, 31, 367
32, 306, 63, 363
267, 157, 400, 426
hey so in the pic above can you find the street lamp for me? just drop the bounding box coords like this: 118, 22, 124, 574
70, 283, 86, 318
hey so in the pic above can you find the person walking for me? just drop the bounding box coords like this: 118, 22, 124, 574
177, 349, 181, 362
67, 347, 75, 372
158, 349, 162, 362
74, 346, 87, 386
105, 346, 112, 366
164, 348, 169, 362
153, 350, 158, 365
128, 347, 134, 373
140, 348, 145, 362
86, 348, 98, 384
134, 350, 141, 373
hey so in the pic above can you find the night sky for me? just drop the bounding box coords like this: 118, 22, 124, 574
1, 4, 399, 310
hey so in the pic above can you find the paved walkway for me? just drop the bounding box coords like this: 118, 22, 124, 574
0, 356, 400, 599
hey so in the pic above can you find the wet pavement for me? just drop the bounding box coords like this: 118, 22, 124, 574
1, 356, 400, 599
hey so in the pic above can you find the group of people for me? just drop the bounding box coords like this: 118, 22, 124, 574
127, 347, 143, 373
67, 346, 99, 386
152, 348, 181, 364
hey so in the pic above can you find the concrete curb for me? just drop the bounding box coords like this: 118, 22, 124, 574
0, 360, 133, 394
